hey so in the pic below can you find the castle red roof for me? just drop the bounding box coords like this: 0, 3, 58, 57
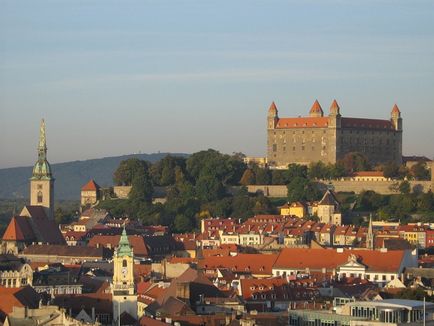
81, 179, 100, 191
353, 171, 385, 177
341, 117, 394, 130
392, 104, 401, 114
268, 101, 278, 114
309, 100, 323, 114
330, 99, 340, 112
276, 117, 329, 129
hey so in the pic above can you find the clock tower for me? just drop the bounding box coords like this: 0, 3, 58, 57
112, 227, 137, 325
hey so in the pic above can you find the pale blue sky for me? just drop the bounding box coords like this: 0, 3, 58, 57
1, 0, 433, 168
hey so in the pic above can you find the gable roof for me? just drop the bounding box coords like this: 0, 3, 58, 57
2, 216, 35, 242
0, 286, 40, 316
273, 248, 407, 273
88, 234, 149, 257
22, 244, 105, 258
198, 254, 278, 275
319, 190, 339, 206
20, 206, 47, 219
276, 117, 329, 129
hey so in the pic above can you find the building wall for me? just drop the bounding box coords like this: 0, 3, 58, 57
30, 179, 54, 219
267, 126, 336, 166
113, 186, 132, 199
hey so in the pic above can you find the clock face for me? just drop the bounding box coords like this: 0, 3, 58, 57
122, 267, 128, 277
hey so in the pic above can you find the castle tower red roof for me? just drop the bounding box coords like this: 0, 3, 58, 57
268, 101, 278, 115
329, 99, 340, 115
82, 179, 100, 191
309, 100, 324, 117
391, 104, 401, 115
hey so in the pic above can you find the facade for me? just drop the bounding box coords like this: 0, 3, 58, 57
81, 180, 101, 207
111, 227, 137, 324
317, 190, 342, 225
0, 254, 33, 288
267, 100, 402, 167
30, 119, 54, 219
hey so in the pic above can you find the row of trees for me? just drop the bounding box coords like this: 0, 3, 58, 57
100, 150, 274, 232
357, 190, 434, 220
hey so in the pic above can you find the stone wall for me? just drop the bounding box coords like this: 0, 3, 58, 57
113, 186, 132, 199
245, 179, 433, 197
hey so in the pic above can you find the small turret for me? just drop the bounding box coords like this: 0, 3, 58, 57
391, 104, 402, 131
328, 99, 341, 129
309, 100, 324, 117
267, 101, 279, 129
329, 99, 341, 117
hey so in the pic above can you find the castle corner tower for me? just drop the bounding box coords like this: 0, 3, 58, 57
30, 119, 54, 219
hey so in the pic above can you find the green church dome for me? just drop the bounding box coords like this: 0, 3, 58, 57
31, 159, 52, 180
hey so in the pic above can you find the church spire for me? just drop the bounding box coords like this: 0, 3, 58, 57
366, 214, 374, 250
115, 226, 133, 257
31, 119, 53, 180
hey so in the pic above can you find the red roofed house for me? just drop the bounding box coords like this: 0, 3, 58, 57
272, 247, 418, 287
81, 179, 101, 207
267, 100, 402, 167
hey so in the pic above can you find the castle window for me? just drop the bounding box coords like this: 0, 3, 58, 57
292, 147, 295, 151
312, 147, 315, 151
37, 191, 43, 203
272, 144, 277, 152
301, 146, 305, 151
122, 259, 127, 267
37, 184, 43, 190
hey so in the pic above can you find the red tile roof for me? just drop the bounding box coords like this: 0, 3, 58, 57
309, 100, 324, 115
268, 101, 278, 114
353, 171, 384, 177
274, 248, 406, 273
88, 234, 149, 257
392, 104, 400, 114
341, 117, 393, 130
276, 117, 329, 129
81, 179, 100, 191
2, 216, 35, 242
0, 286, 40, 316
198, 254, 278, 275
330, 99, 340, 112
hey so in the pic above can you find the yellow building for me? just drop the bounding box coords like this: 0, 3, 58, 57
280, 202, 306, 218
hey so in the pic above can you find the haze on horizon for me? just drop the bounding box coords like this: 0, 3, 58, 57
1, 0, 434, 169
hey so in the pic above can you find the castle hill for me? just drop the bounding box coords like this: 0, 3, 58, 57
1, 2, 434, 326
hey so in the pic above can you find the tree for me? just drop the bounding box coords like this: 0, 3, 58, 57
240, 169, 255, 185
174, 214, 193, 233
399, 180, 411, 194
382, 162, 400, 179
287, 176, 309, 203
254, 168, 271, 185
195, 174, 225, 202
287, 164, 308, 179
339, 152, 371, 174
411, 162, 430, 180
308, 161, 328, 180
150, 155, 186, 186
129, 167, 154, 203
113, 158, 148, 186
231, 186, 252, 220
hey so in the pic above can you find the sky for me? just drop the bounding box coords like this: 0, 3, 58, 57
0, 0, 433, 168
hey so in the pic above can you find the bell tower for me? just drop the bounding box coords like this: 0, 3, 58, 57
112, 227, 137, 324
30, 119, 54, 219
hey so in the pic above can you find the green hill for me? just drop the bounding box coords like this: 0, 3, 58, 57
0, 153, 188, 200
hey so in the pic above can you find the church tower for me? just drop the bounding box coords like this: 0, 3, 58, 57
112, 227, 137, 325
30, 119, 54, 219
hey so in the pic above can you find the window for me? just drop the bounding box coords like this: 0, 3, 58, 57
272, 144, 277, 152
37, 191, 43, 203
122, 259, 127, 267
301, 146, 305, 151
37, 184, 43, 190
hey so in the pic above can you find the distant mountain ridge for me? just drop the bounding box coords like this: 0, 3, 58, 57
0, 153, 189, 200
